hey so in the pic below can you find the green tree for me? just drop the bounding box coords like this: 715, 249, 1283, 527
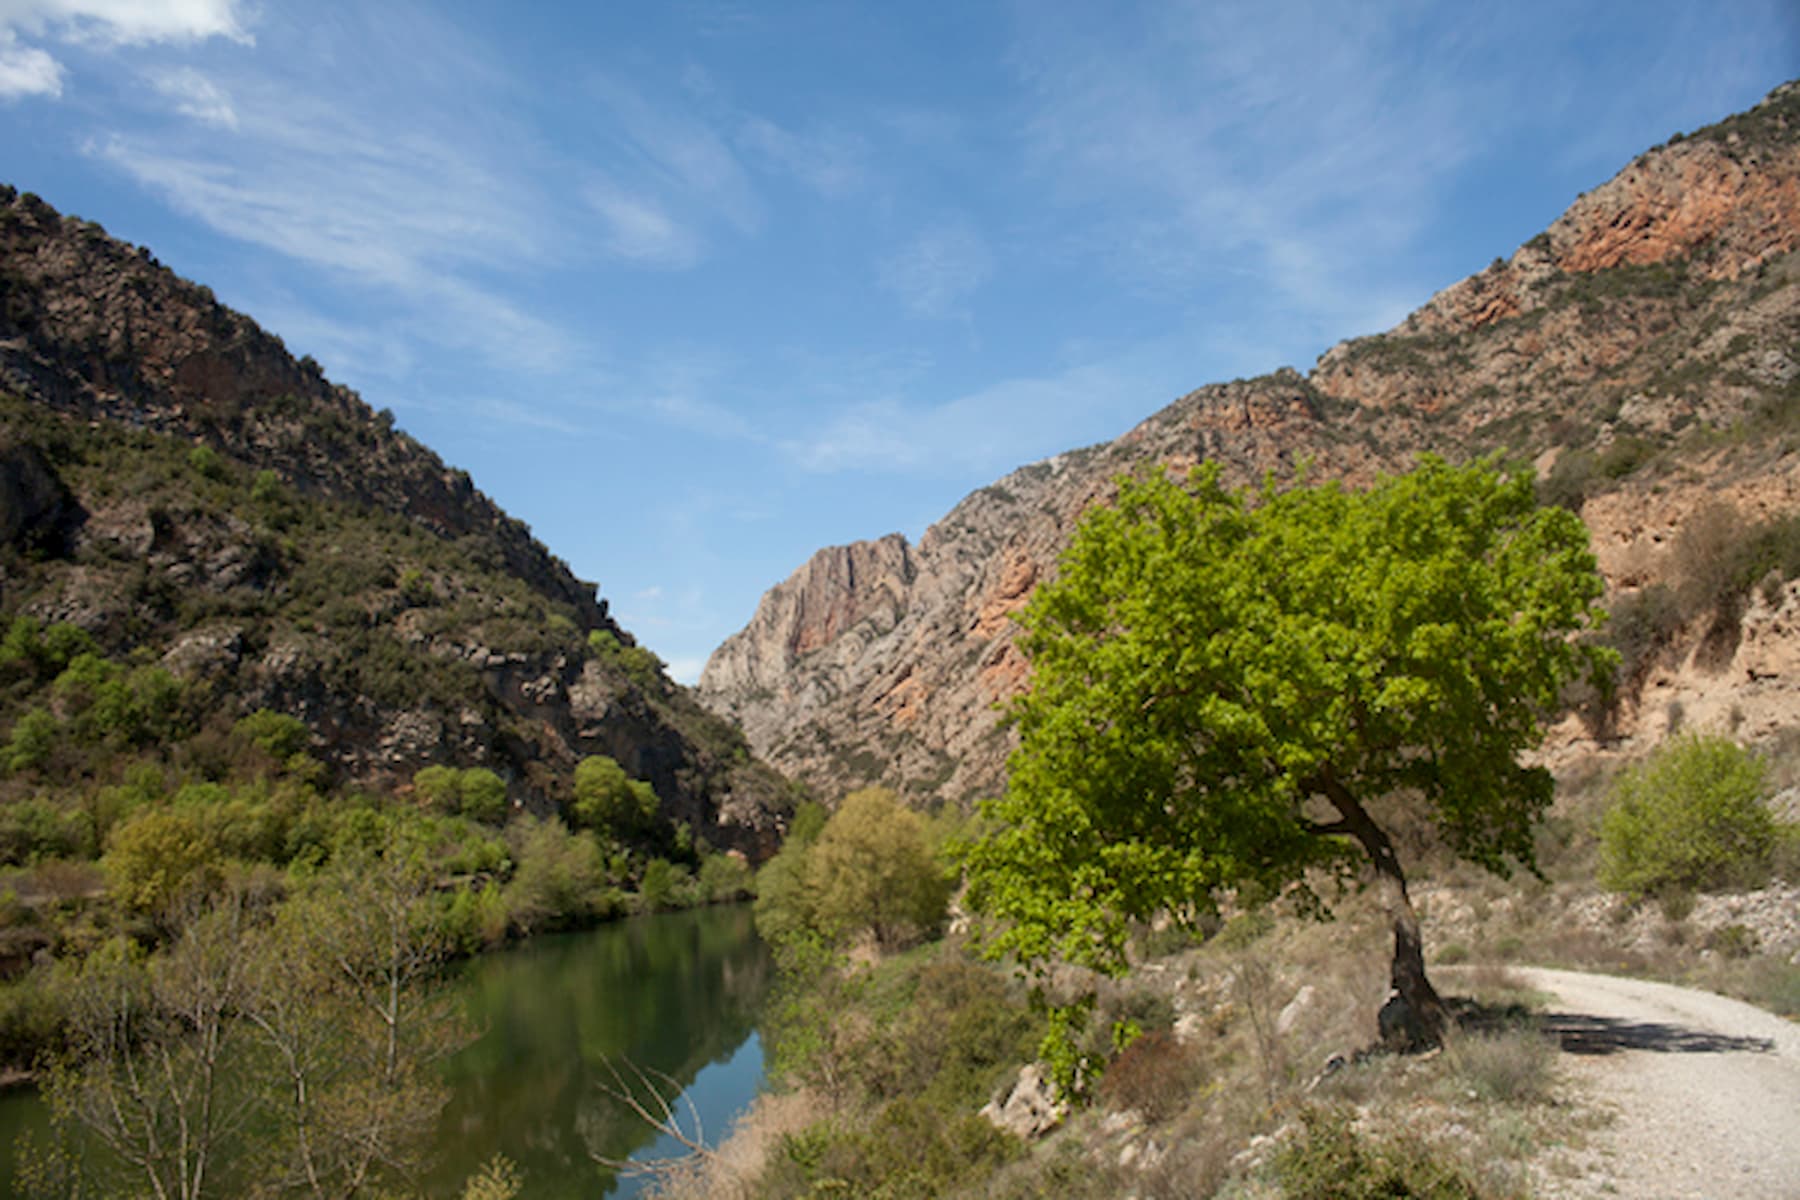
412, 765, 462, 811
104, 807, 226, 916
1599, 732, 1780, 897
808, 788, 952, 951
571, 755, 657, 837
965, 458, 1611, 1047
456, 767, 508, 824
234, 710, 311, 761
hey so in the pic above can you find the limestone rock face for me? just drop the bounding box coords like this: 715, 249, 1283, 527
701, 82, 1800, 809
980, 1063, 1065, 1140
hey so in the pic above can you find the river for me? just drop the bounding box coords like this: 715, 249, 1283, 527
0, 903, 773, 1198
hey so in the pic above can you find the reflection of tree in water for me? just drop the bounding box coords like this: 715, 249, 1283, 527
428, 906, 771, 1198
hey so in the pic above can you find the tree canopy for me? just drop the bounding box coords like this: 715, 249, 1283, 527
965, 456, 1612, 1042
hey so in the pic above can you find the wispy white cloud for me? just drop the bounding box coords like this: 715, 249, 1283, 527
146, 65, 234, 127
589, 76, 762, 234
878, 220, 994, 318
630, 349, 762, 441
738, 116, 869, 197
0, 28, 61, 96
784, 346, 1172, 476
468, 396, 584, 436
584, 181, 702, 268
0, 0, 249, 100
83, 14, 578, 374
0, 0, 251, 46
1007, 0, 1473, 330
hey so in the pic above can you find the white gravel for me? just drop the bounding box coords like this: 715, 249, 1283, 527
1513, 967, 1800, 1200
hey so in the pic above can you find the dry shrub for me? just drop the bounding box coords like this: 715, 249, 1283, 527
1098, 1029, 1205, 1122
1442, 1026, 1557, 1106
1272, 1106, 1493, 1199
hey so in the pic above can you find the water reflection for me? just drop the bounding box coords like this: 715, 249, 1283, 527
427, 904, 771, 1198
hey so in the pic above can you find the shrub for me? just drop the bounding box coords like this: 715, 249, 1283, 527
234, 709, 310, 760
187, 444, 225, 480
1273, 1107, 1487, 1199
103, 807, 225, 913
1599, 733, 1779, 896
638, 857, 692, 911
1443, 1027, 1555, 1105
571, 755, 656, 837
1097, 1029, 1204, 1121
413, 765, 461, 811
698, 852, 753, 902
3, 708, 58, 773
807, 788, 952, 950
503, 817, 606, 933
456, 768, 507, 824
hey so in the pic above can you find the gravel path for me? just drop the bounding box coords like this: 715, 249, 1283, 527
1511, 967, 1800, 1200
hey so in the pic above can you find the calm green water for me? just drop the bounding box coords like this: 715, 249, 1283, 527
0, 904, 773, 1199
428, 904, 772, 1198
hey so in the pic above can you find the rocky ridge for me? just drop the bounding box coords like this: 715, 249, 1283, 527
0, 188, 793, 855
700, 81, 1800, 809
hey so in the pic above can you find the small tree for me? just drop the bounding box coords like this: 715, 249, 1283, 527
807, 788, 952, 950
1599, 732, 1779, 897
572, 755, 657, 838
965, 457, 1611, 1050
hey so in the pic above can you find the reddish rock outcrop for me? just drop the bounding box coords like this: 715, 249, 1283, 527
701, 81, 1800, 809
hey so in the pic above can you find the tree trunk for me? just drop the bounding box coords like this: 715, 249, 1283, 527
1314, 774, 1447, 1048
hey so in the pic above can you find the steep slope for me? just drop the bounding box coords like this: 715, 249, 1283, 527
0, 187, 792, 855
700, 81, 1800, 808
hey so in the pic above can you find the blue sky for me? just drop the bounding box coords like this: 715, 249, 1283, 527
3, 2, 1795, 682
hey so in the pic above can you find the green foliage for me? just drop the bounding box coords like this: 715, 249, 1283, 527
965, 457, 1613, 978
787, 798, 829, 847
456, 767, 507, 823
186, 443, 224, 480
232, 708, 310, 760
413, 765, 509, 823
1599, 733, 1780, 897
752, 839, 818, 954
759, 787, 952, 953
810, 788, 951, 949
1273, 1107, 1488, 1199
697, 851, 753, 902
503, 816, 614, 934
248, 468, 281, 504
759, 948, 1035, 1199
765, 1097, 1020, 1200
587, 629, 669, 692
459, 1155, 524, 1200
571, 754, 658, 837
413, 764, 462, 810
4, 707, 58, 773
101, 806, 224, 914
638, 856, 694, 911
1, 617, 97, 683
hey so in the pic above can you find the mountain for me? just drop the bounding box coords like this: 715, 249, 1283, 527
699, 81, 1800, 809
0, 186, 793, 856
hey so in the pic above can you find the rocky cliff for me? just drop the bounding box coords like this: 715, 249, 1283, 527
0, 188, 794, 855
700, 81, 1800, 809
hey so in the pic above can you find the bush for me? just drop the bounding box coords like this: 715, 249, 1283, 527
571, 755, 656, 837
698, 852, 753, 902
1097, 1029, 1204, 1121
1273, 1107, 1487, 1199
807, 788, 952, 950
1599, 733, 1780, 897
503, 817, 607, 933
103, 807, 225, 913
234, 709, 311, 760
